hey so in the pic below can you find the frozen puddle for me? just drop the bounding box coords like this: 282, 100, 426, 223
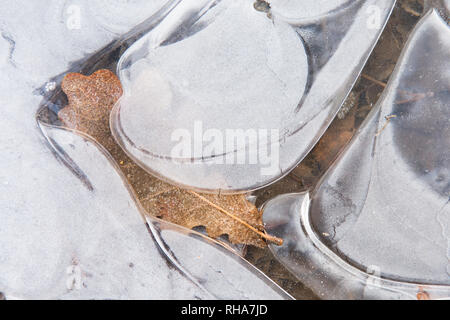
263, 9, 450, 300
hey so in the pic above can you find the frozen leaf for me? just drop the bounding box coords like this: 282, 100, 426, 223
58, 69, 281, 247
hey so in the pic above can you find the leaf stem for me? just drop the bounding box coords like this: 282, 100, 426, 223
189, 191, 284, 246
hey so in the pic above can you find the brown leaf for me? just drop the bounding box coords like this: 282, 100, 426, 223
58, 69, 281, 247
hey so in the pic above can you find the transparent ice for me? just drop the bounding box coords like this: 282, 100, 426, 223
111, 0, 396, 193
263, 9, 450, 299
268, 0, 353, 22
0, 0, 290, 299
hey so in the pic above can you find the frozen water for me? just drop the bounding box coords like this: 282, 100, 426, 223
0, 0, 199, 300
0, 0, 166, 82
425, 0, 450, 20
2, 125, 208, 299
111, 0, 396, 193
310, 9, 450, 285
150, 221, 291, 299
116, 0, 307, 158
0, 0, 289, 299
263, 9, 450, 299
269, 0, 353, 22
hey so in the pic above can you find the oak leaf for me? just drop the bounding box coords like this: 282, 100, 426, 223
58, 69, 282, 247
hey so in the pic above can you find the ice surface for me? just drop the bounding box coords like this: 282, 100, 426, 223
0, 0, 198, 300
310, 9, 450, 284
0, 0, 166, 82
263, 9, 450, 299
150, 221, 291, 299
111, 0, 396, 193
2, 125, 208, 299
116, 0, 307, 158
0, 0, 289, 299
425, 0, 450, 21
269, 0, 353, 22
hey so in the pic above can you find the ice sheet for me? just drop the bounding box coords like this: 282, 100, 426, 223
263, 9, 450, 299
111, 0, 396, 193
0, 0, 289, 299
